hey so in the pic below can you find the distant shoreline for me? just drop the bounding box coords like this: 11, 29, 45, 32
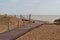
0, 14, 60, 23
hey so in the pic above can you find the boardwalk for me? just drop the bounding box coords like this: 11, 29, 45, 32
0, 21, 43, 40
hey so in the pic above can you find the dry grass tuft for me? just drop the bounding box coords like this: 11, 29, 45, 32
0, 15, 32, 33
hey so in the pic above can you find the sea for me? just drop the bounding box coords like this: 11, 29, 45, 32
23, 15, 60, 23
10, 15, 60, 23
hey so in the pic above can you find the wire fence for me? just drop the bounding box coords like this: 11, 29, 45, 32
0, 14, 32, 33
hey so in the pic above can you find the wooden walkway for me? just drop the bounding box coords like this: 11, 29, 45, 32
0, 21, 43, 40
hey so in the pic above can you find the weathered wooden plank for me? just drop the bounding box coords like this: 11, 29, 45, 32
0, 21, 43, 40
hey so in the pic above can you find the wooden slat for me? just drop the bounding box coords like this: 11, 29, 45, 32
0, 21, 43, 40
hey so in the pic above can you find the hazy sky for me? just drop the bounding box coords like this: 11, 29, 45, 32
0, 0, 60, 15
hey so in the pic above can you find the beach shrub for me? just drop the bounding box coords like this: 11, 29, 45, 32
0, 14, 18, 25
54, 18, 60, 25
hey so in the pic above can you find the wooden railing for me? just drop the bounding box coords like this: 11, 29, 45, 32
0, 21, 43, 40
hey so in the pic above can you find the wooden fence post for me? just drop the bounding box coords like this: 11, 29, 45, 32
14, 15, 16, 17
18, 19, 19, 28
29, 14, 31, 23
7, 17, 10, 31
7, 21, 10, 31
20, 15, 25, 25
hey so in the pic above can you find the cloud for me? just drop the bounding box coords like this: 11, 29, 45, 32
23, 3, 33, 6
0, 2, 7, 6
10, 0, 19, 3
0, 0, 8, 5
32, 0, 40, 3
56, 1, 60, 4
22, 0, 40, 7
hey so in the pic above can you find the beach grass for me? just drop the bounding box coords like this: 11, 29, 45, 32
17, 23, 60, 40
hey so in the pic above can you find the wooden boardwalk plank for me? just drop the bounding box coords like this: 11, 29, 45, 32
0, 21, 43, 40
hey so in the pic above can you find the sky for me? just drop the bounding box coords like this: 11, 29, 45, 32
0, 0, 60, 15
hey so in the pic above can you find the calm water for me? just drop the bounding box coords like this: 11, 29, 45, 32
24, 15, 60, 23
